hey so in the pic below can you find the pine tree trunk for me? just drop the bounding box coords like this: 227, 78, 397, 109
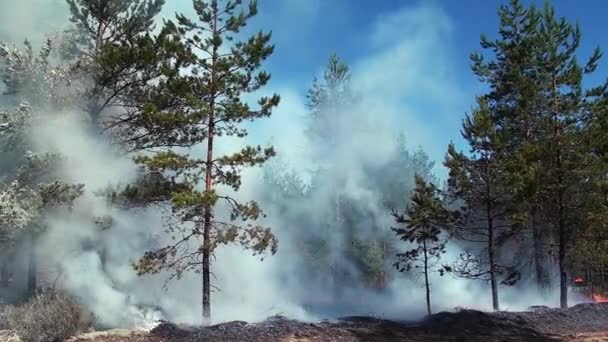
551, 73, 568, 310
601, 260, 605, 290
587, 266, 593, 296
202, 215, 212, 322
27, 233, 37, 297
488, 226, 499, 311
202, 121, 214, 322
486, 183, 499, 311
532, 213, 547, 292
332, 191, 341, 296
423, 239, 431, 316
558, 218, 568, 308
557, 184, 568, 308
201, 5, 220, 323
556, 147, 568, 309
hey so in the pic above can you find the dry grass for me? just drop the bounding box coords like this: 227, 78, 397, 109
0, 330, 22, 342
6, 291, 93, 342
0, 305, 10, 330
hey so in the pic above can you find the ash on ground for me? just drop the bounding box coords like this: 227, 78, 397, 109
68, 302, 608, 341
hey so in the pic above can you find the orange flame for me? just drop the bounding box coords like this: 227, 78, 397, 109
592, 293, 608, 303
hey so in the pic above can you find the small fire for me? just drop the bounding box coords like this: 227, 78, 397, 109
592, 293, 608, 303
574, 277, 584, 284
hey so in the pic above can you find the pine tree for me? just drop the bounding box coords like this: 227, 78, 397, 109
131, 0, 280, 322
443, 97, 520, 311
521, 2, 600, 308
0, 103, 84, 296
1, 0, 187, 305
304, 53, 354, 292
391, 175, 449, 315
305, 53, 354, 153
0, 39, 75, 108
468, 0, 604, 307
61, 0, 175, 126
583, 82, 608, 289
0, 38, 87, 297
469, 0, 548, 292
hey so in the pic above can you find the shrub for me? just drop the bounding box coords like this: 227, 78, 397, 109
7, 290, 92, 342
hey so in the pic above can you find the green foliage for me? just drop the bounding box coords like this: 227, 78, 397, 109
451, 0, 607, 307
305, 53, 355, 156
443, 94, 521, 311
444, 97, 519, 241
391, 175, 452, 314
0, 40, 75, 108
61, 0, 180, 123
392, 176, 449, 275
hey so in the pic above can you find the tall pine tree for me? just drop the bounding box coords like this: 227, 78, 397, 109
444, 97, 520, 311
468, 0, 604, 307
530, 2, 601, 308
131, 0, 280, 322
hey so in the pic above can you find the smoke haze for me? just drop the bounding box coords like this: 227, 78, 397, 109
0, 0, 580, 329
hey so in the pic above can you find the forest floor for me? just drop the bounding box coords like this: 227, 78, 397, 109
6, 302, 608, 341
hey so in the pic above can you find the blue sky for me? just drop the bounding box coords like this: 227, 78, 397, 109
194, 0, 607, 179
2, 0, 607, 179
242, 0, 608, 91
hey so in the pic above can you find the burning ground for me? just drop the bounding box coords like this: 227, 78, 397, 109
49, 302, 608, 342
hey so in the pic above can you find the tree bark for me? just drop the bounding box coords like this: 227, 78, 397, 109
558, 216, 568, 308
557, 139, 568, 309
532, 212, 548, 292
202, 114, 214, 322
201, 3, 220, 323
486, 180, 499, 311
550, 72, 568, 310
423, 239, 431, 316
601, 260, 605, 290
488, 222, 499, 311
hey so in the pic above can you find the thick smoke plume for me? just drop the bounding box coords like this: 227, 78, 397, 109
0, 0, 582, 329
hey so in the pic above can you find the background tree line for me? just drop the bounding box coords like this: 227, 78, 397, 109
392, 0, 608, 314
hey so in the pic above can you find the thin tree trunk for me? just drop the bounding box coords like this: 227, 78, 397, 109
488, 224, 499, 311
202, 3, 219, 323
557, 139, 568, 309
601, 260, 605, 291
558, 215, 568, 308
202, 115, 214, 322
531, 211, 547, 293
423, 239, 431, 315
27, 233, 37, 297
587, 266, 593, 297
332, 191, 341, 294
551, 72, 568, 310
486, 181, 499, 311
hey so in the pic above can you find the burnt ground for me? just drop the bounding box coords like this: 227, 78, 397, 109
66, 302, 608, 341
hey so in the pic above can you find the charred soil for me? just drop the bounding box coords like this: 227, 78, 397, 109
65, 302, 608, 342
